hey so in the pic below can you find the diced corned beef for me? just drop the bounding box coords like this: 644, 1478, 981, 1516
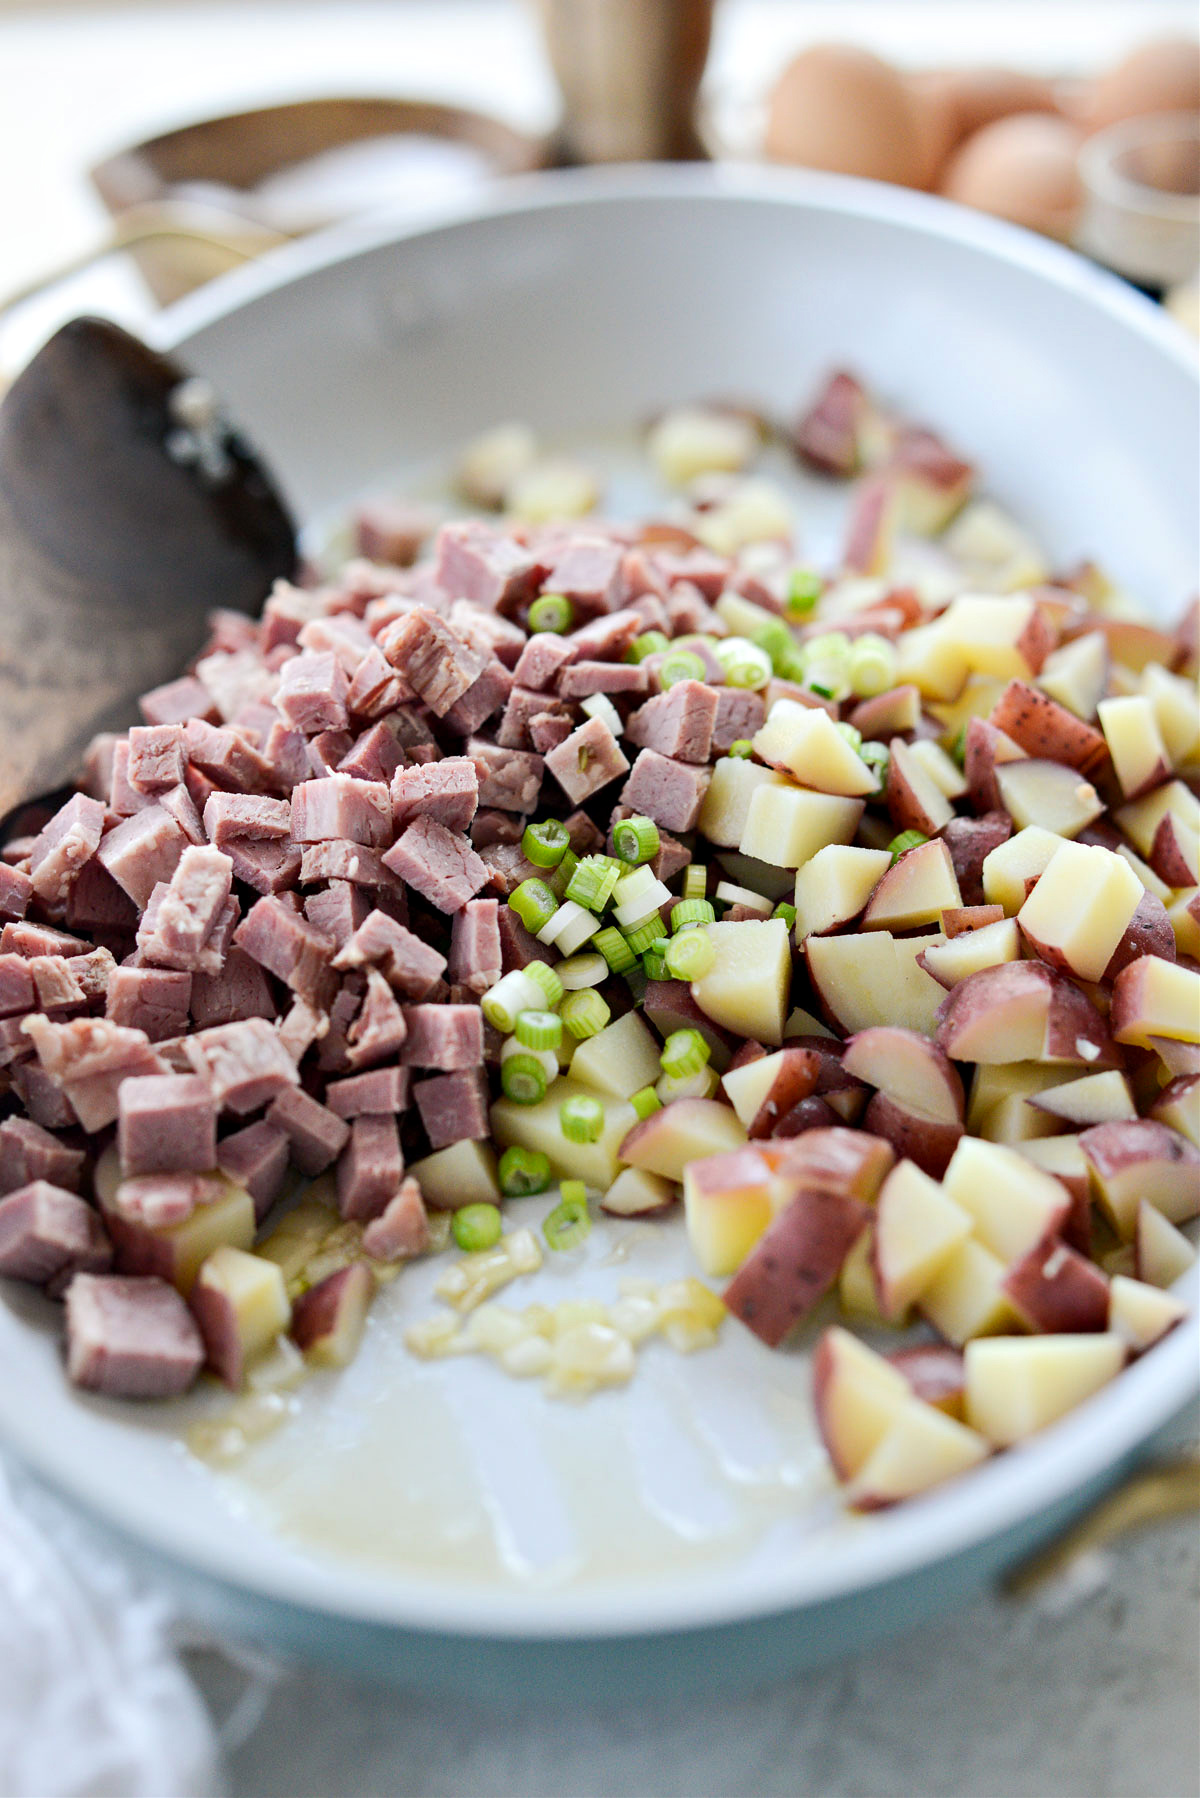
0, 1182, 111, 1286
563, 812, 605, 855
265, 1086, 350, 1175
262, 581, 321, 651
106, 965, 192, 1041
216, 1120, 290, 1221
117, 1073, 217, 1177
290, 774, 391, 849
139, 676, 219, 728
194, 648, 273, 723
97, 807, 188, 910
399, 1005, 484, 1071
448, 898, 502, 995
136, 845, 234, 973
345, 645, 405, 719
621, 749, 711, 832
203, 792, 291, 844
28, 795, 107, 906
0, 1018, 33, 1068
566, 606, 645, 661
346, 969, 408, 1069
316, 975, 365, 1074
0, 863, 32, 923
361, 1176, 429, 1260
306, 730, 356, 778
391, 757, 479, 835
65, 859, 139, 934
233, 897, 335, 1007
10, 1061, 79, 1130
665, 582, 723, 637
467, 739, 544, 814
277, 994, 329, 1063
712, 687, 766, 752
332, 910, 446, 999
435, 521, 541, 613
126, 725, 187, 794
354, 500, 437, 567
0, 954, 35, 1017
470, 808, 525, 848
383, 816, 487, 914
448, 598, 528, 670
107, 1168, 227, 1230
30, 956, 86, 1010
21, 1017, 167, 1132
65, 1273, 204, 1399
792, 370, 868, 475
273, 651, 349, 735
558, 661, 648, 699
530, 712, 574, 754
303, 883, 371, 951
547, 539, 624, 614
0, 1116, 85, 1195
497, 686, 569, 752
512, 633, 576, 691
618, 547, 669, 604
651, 548, 729, 600
324, 1064, 411, 1119
625, 590, 671, 634
338, 720, 407, 784
184, 1018, 299, 1114
297, 613, 374, 675
190, 948, 275, 1030
204, 608, 260, 655
225, 837, 303, 896
336, 1114, 403, 1222
496, 903, 546, 972
626, 680, 718, 763
156, 782, 206, 846
1, 921, 88, 958
257, 721, 310, 793
295, 841, 398, 890
379, 607, 488, 717
382, 707, 440, 765
81, 733, 119, 802
477, 843, 542, 898
413, 1067, 489, 1149
442, 662, 514, 736
184, 719, 273, 792
544, 716, 630, 805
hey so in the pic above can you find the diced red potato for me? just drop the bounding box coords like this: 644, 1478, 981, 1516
291, 1263, 375, 1366
723, 1184, 871, 1347
935, 959, 1116, 1067
1078, 1118, 1200, 1239
189, 1246, 291, 1388
886, 1343, 967, 1418
1002, 1240, 1111, 1334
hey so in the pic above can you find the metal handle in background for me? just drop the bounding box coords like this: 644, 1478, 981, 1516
1003, 1448, 1200, 1599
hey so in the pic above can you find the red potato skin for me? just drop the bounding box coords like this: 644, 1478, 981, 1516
842, 1026, 966, 1125
988, 679, 1108, 776
1149, 813, 1199, 887
642, 980, 738, 1073
1002, 1239, 1111, 1334
936, 960, 1118, 1068
189, 1277, 246, 1389
746, 1049, 822, 1138
887, 1343, 966, 1418
963, 719, 1018, 815
724, 1039, 767, 1076
848, 685, 922, 739
772, 1095, 841, 1136
940, 812, 1012, 906
723, 1185, 871, 1347
1102, 891, 1176, 982
775, 1126, 896, 1204
1110, 955, 1186, 1047
1174, 597, 1198, 676
942, 905, 1006, 938
811, 1328, 865, 1481
863, 1091, 963, 1178
1150, 1074, 1200, 1135
886, 743, 946, 836
1079, 1118, 1200, 1192
290, 1262, 374, 1357
842, 478, 896, 577
792, 370, 868, 477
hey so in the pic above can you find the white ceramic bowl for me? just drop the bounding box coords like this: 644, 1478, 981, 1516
3, 167, 1197, 1694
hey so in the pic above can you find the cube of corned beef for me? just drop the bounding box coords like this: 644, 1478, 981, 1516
30, 955, 86, 1010
378, 608, 489, 719
625, 680, 718, 764
469, 809, 524, 849
512, 632, 576, 692
184, 719, 273, 792
278, 993, 329, 1063
712, 687, 766, 753
10, 1061, 79, 1131
497, 686, 569, 752
97, 807, 188, 910
139, 675, 220, 728
296, 613, 374, 675
448, 898, 502, 995
391, 757, 479, 834
544, 716, 630, 805
386, 707, 440, 765
0, 1116, 86, 1196
383, 816, 487, 914
565, 606, 644, 661
0, 863, 32, 923
107, 741, 155, 817
184, 1018, 299, 1114
476, 842, 540, 898
546, 539, 624, 615
448, 600, 527, 670
361, 1176, 429, 1261
306, 729, 355, 779
233, 896, 335, 1006
157, 782, 207, 845
317, 975, 365, 1075
621, 748, 712, 833
529, 712, 574, 755
304, 883, 371, 951
216, 1120, 290, 1221
65, 1273, 204, 1399
28, 794, 105, 908
564, 811, 606, 855
190, 949, 276, 1030
346, 969, 408, 1069
332, 910, 446, 999
118, 1073, 217, 1177
0, 953, 35, 1017
291, 774, 392, 848
557, 661, 648, 699
324, 1064, 411, 1119
274, 651, 350, 735
294, 842, 395, 890
618, 547, 669, 603
665, 582, 723, 636
467, 740, 544, 814
651, 547, 730, 600
0, 1182, 111, 1286
65, 859, 139, 935
69, 946, 117, 1005
435, 521, 541, 613
105, 965, 193, 1041
399, 1004, 484, 1071
20, 1016, 168, 1133
136, 845, 235, 973
413, 1067, 490, 1150
354, 499, 438, 567
0, 1018, 32, 1069
126, 724, 187, 794
258, 721, 310, 793
338, 721, 407, 784
224, 837, 303, 896
265, 1086, 350, 1176
336, 1113, 403, 1222
496, 903, 546, 974
1, 920, 88, 958
202, 792, 291, 846
345, 645, 404, 719
107, 1168, 228, 1231
441, 661, 514, 737
262, 580, 321, 652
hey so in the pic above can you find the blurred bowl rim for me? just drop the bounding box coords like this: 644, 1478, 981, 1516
1079, 109, 1200, 223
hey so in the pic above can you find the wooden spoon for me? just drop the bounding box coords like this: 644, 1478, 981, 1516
0, 316, 296, 831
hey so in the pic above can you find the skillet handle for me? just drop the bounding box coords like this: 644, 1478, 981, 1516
1002, 1448, 1200, 1599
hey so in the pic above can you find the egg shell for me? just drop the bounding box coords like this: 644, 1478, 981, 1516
766, 45, 937, 190
938, 112, 1085, 241
1085, 36, 1200, 133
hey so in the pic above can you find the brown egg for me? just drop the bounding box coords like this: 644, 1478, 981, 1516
766, 45, 937, 189
913, 68, 1062, 150
1086, 36, 1200, 133
938, 113, 1085, 240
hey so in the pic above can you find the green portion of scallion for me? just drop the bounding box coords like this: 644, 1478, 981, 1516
622, 913, 667, 955
848, 632, 897, 698
627, 629, 669, 664
658, 651, 707, 689
521, 818, 570, 868
641, 948, 670, 982
612, 814, 660, 865
509, 877, 558, 935
543, 1188, 591, 1251
630, 1086, 662, 1121
660, 1026, 711, 1080
564, 853, 621, 911
859, 740, 890, 783
664, 928, 717, 982
498, 1146, 553, 1198
682, 863, 707, 901
559, 1094, 604, 1143
452, 1203, 503, 1252
500, 1053, 548, 1105
888, 829, 929, 863
670, 898, 716, 932
725, 739, 753, 759
514, 1009, 563, 1051
773, 900, 798, 930
592, 925, 636, 975
548, 848, 580, 900
560, 988, 610, 1040
528, 592, 573, 633
785, 568, 822, 617
524, 959, 564, 1008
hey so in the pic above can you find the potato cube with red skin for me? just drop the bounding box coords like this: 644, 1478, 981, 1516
1147, 808, 1198, 889
1098, 695, 1173, 801
720, 1047, 821, 1137
1104, 890, 1178, 983
919, 1239, 1020, 1345
1110, 956, 1200, 1051
776, 1126, 896, 1206
1036, 634, 1108, 722
963, 718, 1026, 815
841, 1028, 964, 1177
941, 1135, 1071, 1264
994, 759, 1103, 840
807, 931, 947, 1037
886, 739, 953, 836
1002, 1240, 1111, 1335
918, 919, 1021, 990
189, 1245, 291, 1389
872, 1160, 973, 1322
601, 1168, 677, 1219
935, 959, 1113, 1069
862, 839, 961, 933
752, 701, 877, 797
988, 679, 1107, 774
887, 1344, 967, 1419
620, 1098, 748, 1185
981, 825, 1064, 914
1108, 1274, 1187, 1354
1149, 1076, 1200, 1151
793, 845, 891, 938
1078, 1118, 1200, 1240
845, 1393, 990, 1511
812, 1327, 912, 1481
964, 1334, 1125, 1446
1016, 840, 1143, 984
291, 1263, 375, 1366
683, 1146, 779, 1276
1116, 779, 1200, 858
1136, 1200, 1196, 1288
938, 595, 1055, 681
862, 1094, 963, 1179
723, 1184, 870, 1347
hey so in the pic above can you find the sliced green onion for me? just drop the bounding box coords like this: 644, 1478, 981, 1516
726, 659, 771, 691
809, 681, 836, 700
510, 878, 558, 935
521, 819, 570, 868
656, 1065, 720, 1104
860, 740, 890, 782
951, 725, 969, 769
524, 959, 564, 1008
641, 948, 670, 982
848, 632, 897, 699
835, 721, 863, 752
565, 854, 621, 911
482, 968, 545, 1033
682, 864, 707, 900
560, 988, 610, 1040
613, 868, 670, 928
726, 740, 754, 759
622, 913, 667, 955
773, 900, 798, 930
514, 1009, 563, 1051
498, 1146, 552, 1198
785, 568, 822, 617
539, 899, 600, 955
888, 829, 929, 863
659, 651, 706, 689
627, 629, 669, 663
751, 617, 794, 671
528, 592, 573, 633
452, 1203, 503, 1252
805, 630, 852, 668
713, 880, 772, 915
592, 925, 636, 974
660, 1027, 711, 1079
544, 1188, 591, 1251
664, 929, 717, 981
500, 1053, 548, 1104
560, 1094, 603, 1143
547, 847, 579, 900
556, 951, 608, 989
613, 815, 660, 865
671, 898, 715, 932
630, 1086, 662, 1121
715, 637, 772, 690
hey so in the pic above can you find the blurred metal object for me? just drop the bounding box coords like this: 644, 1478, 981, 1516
535, 0, 713, 164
